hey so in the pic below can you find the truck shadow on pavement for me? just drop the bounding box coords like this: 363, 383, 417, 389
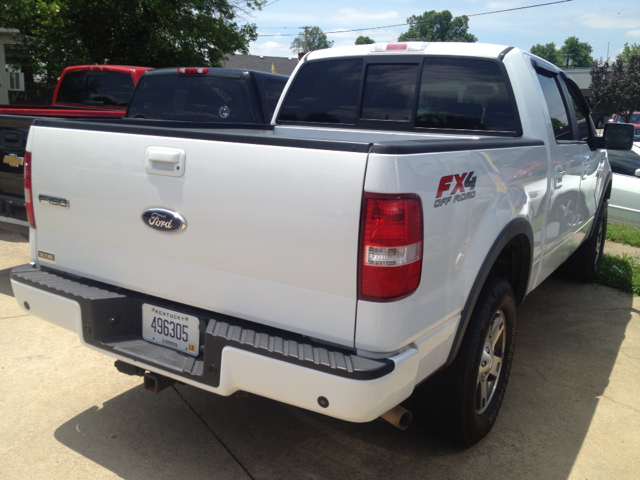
54, 275, 636, 480
0, 267, 15, 297
0, 230, 28, 298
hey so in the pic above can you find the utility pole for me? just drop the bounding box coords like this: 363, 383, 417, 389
297, 26, 311, 59
301, 26, 310, 53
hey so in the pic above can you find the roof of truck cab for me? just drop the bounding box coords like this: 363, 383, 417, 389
61, 65, 152, 74
304, 42, 513, 61
141, 67, 288, 81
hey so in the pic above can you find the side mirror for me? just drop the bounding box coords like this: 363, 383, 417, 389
636, 168, 640, 178
599, 123, 635, 150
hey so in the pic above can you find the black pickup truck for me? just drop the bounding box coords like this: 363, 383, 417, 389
0, 68, 288, 235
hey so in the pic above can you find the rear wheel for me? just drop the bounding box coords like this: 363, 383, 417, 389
411, 277, 516, 447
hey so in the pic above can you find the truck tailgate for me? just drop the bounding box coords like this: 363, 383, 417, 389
29, 124, 370, 347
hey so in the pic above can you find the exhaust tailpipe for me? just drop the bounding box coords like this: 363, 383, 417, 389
380, 405, 412, 430
143, 372, 176, 394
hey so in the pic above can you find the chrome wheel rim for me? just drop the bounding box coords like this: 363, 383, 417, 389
476, 311, 506, 414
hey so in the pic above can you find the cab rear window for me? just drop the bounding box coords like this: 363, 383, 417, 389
278, 56, 519, 135
361, 64, 418, 121
278, 59, 363, 124
57, 71, 135, 107
127, 75, 253, 122
416, 58, 519, 133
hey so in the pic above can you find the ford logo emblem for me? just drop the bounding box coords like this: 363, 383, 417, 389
142, 208, 187, 233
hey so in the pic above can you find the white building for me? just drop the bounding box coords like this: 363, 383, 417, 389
0, 28, 21, 104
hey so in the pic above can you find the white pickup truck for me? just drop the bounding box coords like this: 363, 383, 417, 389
11, 42, 635, 447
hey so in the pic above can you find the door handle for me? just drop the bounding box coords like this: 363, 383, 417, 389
145, 147, 186, 177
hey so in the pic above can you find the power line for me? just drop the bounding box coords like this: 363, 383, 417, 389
466, 0, 572, 17
255, 0, 572, 37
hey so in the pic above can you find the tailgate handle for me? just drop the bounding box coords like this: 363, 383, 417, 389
1, 131, 24, 148
145, 147, 186, 177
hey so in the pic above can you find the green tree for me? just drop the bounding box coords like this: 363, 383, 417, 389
355, 35, 375, 45
398, 10, 477, 43
290, 26, 334, 53
530, 42, 562, 66
591, 53, 640, 122
1, 0, 263, 88
619, 43, 640, 66
560, 36, 593, 68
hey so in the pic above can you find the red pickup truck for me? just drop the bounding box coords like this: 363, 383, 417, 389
1, 65, 151, 234
0, 65, 151, 116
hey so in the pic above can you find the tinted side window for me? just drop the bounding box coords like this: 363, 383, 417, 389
361, 64, 418, 121
568, 94, 589, 141
263, 80, 287, 120
536, 73, 572, 141
278, 59, 362, 124
416, 58, 518, 132
608, 149, 640, 176
128, 75, 253, 122
56, 71, 86, 104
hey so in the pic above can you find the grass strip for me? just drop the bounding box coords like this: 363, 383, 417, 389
606, 223, 640, 248
596, 253, 640, 296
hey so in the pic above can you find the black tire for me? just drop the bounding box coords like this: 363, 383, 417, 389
563, 201, 607, 282
410, 276, 516, 447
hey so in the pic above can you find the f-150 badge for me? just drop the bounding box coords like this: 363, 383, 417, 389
434, 171, 477, 208
39, 195, 69, 208
142, 208, 187, 233
3, 154, 24, 168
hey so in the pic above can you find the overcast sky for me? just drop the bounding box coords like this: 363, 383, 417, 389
243, 0, 640, 61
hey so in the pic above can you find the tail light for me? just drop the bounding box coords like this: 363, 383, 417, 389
177, 67, 209, 74
358, 193, 423, 302
24, 151, 36, 229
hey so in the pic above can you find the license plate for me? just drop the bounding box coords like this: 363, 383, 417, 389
142, 304, 200, 356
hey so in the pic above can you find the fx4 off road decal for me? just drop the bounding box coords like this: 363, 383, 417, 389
434, 172, 477, 208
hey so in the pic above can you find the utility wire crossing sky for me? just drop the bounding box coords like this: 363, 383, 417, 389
245, 0, 639, 60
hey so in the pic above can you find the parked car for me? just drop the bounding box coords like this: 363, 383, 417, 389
0, 65, 152, 115
608, 135, 640, 226
608, 112, 640, 135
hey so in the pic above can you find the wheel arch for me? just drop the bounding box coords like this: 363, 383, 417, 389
443, 217, 533, 368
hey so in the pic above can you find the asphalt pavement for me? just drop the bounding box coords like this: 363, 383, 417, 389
1, 229, 639, 479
